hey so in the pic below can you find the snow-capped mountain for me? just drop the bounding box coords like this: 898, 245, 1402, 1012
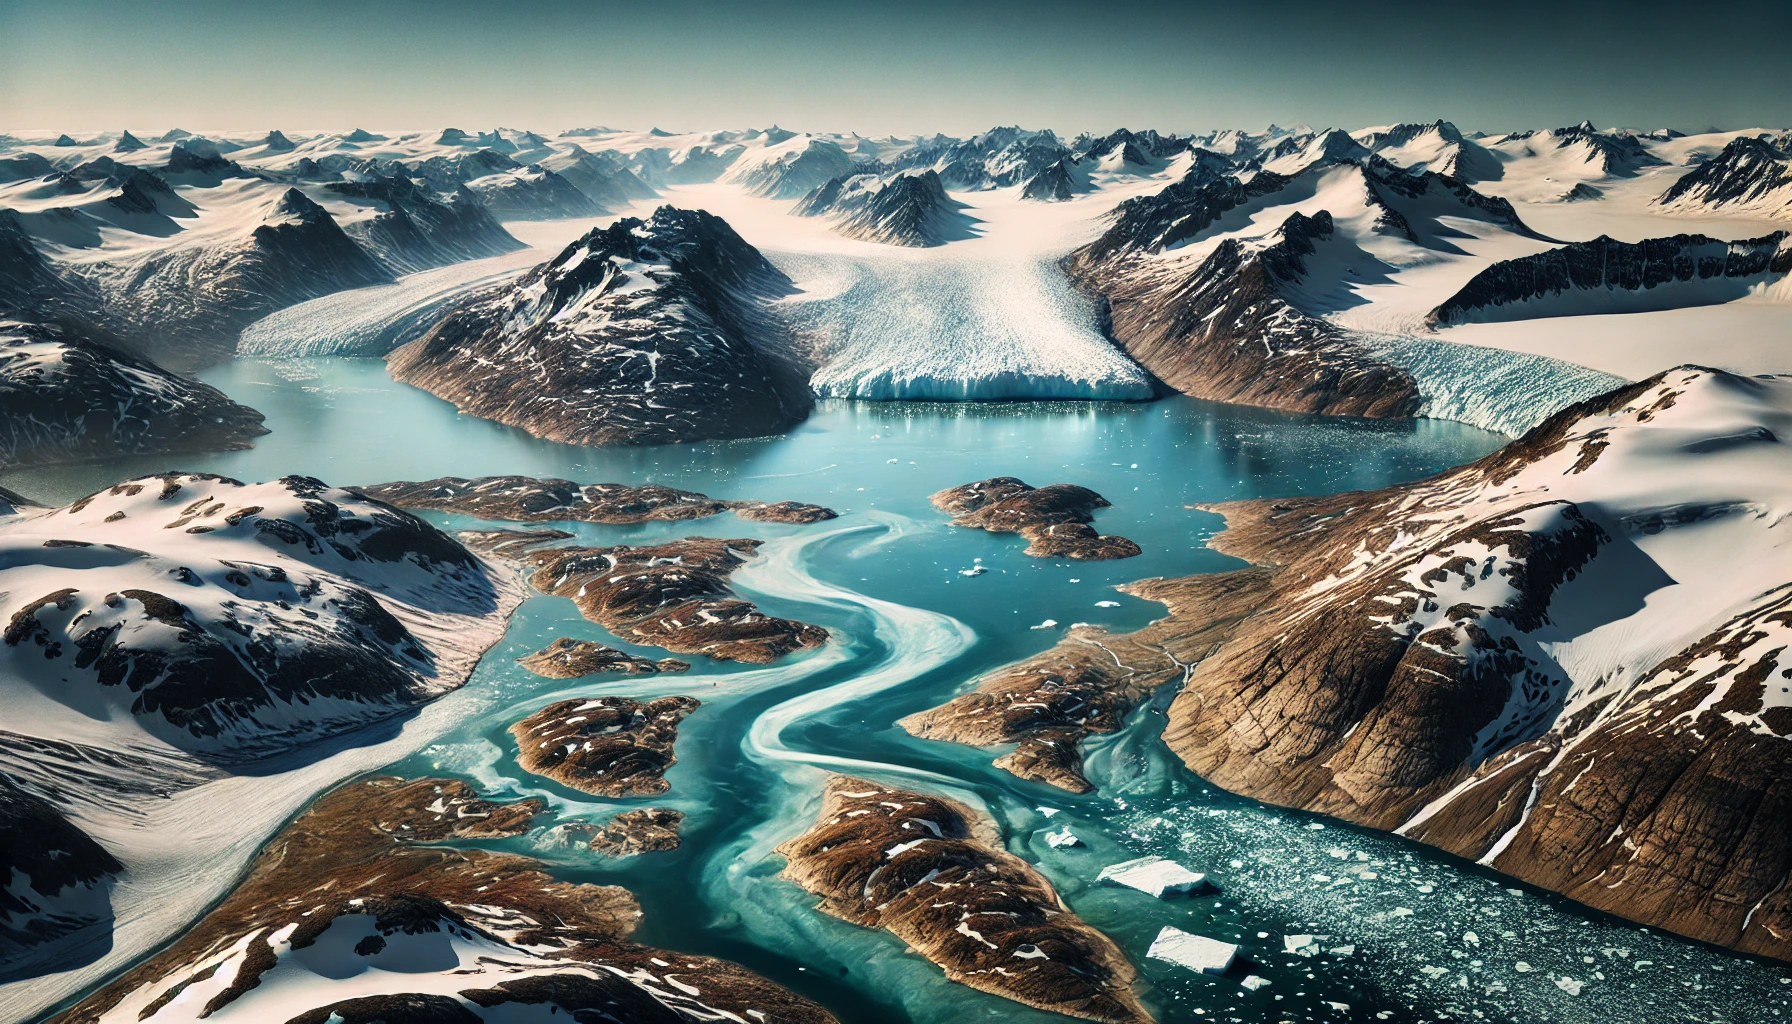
1656, 133, 1792, 219
387, 206, 812, 445
792, 169, 975, 246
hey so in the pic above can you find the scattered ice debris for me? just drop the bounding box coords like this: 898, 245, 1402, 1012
1043, 826, 1080, 848
1283, 934, 1329, 958
1030, 619, 1060, 630
1098, 855, 1207, 897
1241, 974, 1270, 991
1147, 926, 1238, 975
1094, 600, 1121, 607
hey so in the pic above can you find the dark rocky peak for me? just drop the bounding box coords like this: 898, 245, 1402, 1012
68, 155, 125, 181
648, 126, 674, 137
1359, 120, 1464, 148
53, 134, 79, 147
113, 130, 146, 152
474, 129, 516, 153
260, 129, 296, 151
1075, 166, 1291, 263
1657, 134, 1791, 208
0, 152, 54, 182
436, 127, 470, 145
164, 140, 242, 178
1020, 157, 1080, 201
459, 147, 519, 177
761, 125, 797, 144
1359, 157, 1542, 240
111, 167, 197, 218
343, 128, 383, 143
543, 206, 787, 307
154, 128, 192, 143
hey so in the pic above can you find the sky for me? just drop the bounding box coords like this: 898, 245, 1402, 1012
2, 0, 1789, 136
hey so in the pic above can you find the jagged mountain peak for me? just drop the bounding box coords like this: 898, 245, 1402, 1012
113, 130, 146, 152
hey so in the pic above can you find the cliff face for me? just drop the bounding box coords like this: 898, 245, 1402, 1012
388, 206, 813, 446
1656, 135, 1792, 218
1072, 208, 1422, 418
1428, 230, 1792, 325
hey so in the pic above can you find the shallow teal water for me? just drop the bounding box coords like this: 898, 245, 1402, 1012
9, 359, 1788, 1024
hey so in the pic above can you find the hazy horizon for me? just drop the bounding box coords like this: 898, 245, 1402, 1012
3, 0, 1789, 137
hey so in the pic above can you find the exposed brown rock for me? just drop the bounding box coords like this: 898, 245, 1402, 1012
517, 637, 689, 678
587, 808, 684, 857
457, 527, 573, 559
930, 478, 1140, 561
510, 696, 699, 797
55, 776, 837, 1024
900, 570, 1274, 792
357, 475, 835, 526
777, 776, 1150, 1024
525, 537, 828, 663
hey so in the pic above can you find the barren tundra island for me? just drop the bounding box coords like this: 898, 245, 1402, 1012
2, 1, 1792, 1022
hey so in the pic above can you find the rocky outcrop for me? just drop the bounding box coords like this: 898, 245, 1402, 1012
1427, 230, 1792, 325
357, 475, 836, 525
1067, 166, 1288, 267
1019, 158, 1081, 201
510, 696, 698, 796
897, 126, 1070, 190
792, 169, 974, 246
51, 777, 837, 1024
538, 144, 657, 210
1071, 208, 1421, 418
0, 320, 267, 470
777, 776, 1150, 1023
323, 174, 523, 274
0, 473, 521, 757
1657, 135, 1792, 217
900, 570, 1273, 792
586, 808, 684, 856
515, 536, 828, 663
931, 477, 1141, 560
517, 638, 688, 678
387, 207, 813, 446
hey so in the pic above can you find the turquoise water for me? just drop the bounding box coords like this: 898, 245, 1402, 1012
8, 359, 1787, 1024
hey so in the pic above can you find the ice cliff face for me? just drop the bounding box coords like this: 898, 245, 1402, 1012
388, 206, 813, 445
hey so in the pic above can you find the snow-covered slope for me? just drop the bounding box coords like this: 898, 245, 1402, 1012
0, 473, 524, 1018
1656, 133, 1792, 220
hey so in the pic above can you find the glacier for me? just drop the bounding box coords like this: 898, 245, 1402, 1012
781, 250, 1156, 401
237, 247, 538, 357
1360, 332, 1626, 436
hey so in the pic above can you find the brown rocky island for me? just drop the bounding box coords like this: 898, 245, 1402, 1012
778, 775, 1151, 1024
511, 696, 699, 797
359, 475, 837, 526
517, 637, 690, 678
932, 477, 1141, 560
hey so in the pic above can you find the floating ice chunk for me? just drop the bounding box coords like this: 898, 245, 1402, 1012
1283, 934, 1329, 957
1328, 944, 1356, 957
959, 566, 987, 577
1554, 976, 1583, 995
1241, 974, 1270, 991
1147, 926, 1237, 974
1513, 961, 1534, 973
1326, 1002, 1351, 1012
887, 458, 898, 464
1043, 826, 1080, 848
1030, 619, 1059, 630
1036, 806, 1060, 818
1098, 855, 1206, 897
1094, 600, 1121, 608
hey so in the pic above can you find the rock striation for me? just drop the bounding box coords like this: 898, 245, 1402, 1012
387, 207, 814, 446
778, 776, 1150, 1023
931, 477, 1140, 560
517, 637, 688, 678
586, 808, 684, 857
510, 696, 699, 796
50, 777, 837, 1024
358, 475, 836, 525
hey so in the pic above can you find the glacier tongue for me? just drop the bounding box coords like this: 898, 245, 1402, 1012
787, 251, 1155, 401
1359, 333, 1626, 437
238, 247, 538, 357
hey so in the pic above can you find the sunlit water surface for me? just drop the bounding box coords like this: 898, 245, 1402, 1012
8, 359, 1787, 1024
